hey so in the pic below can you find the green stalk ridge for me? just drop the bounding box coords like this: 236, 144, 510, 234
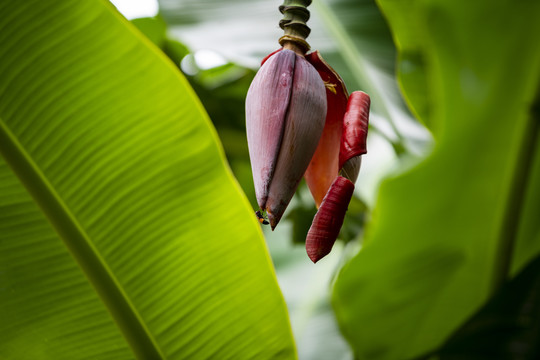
0, 119, 164, 360
279, 0, 312, 52
492, 82, 540, 292
279, 0, 312, 39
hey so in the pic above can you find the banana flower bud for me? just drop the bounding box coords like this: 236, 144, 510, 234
245, 0, 370, 262
246, 45, 370, 263
246, 49, 327, 229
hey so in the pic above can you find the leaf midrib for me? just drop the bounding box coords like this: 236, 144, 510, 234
0, 118, 164, 360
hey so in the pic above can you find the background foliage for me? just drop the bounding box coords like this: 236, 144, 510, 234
1, 0, 540, 359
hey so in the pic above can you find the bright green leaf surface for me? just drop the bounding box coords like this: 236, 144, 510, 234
0, 1, 295, 359
333, 1, 540, 359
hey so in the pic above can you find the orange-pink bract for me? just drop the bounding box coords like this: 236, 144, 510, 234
306, 91, 370, 263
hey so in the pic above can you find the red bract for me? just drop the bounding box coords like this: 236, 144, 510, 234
339, 92, 370, 169
306, 91, 370, 263
304, 51, 349, 207
306, 176, 355, 263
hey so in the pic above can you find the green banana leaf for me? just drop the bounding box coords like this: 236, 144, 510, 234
0, 1, 295, 359
332, 0, 540, 359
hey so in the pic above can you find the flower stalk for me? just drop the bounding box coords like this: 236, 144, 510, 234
279, 0, 312, 54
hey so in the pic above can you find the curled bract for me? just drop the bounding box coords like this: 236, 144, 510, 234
339, 91, 370, 169
305, 90, 370, 263
305, 175, 355, 263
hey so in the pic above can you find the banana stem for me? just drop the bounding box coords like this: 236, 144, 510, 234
279, 0, 312, 54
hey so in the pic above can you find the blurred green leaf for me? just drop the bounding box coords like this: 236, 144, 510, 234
162, 38, 190, 66
0, 1, 295, 359
131, 16, 167, 47
339, 194, 367, 242
284, 184, 318, 246
332, 1, 540, 359
130, 16, 190, 66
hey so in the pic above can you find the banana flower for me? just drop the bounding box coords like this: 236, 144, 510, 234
246, 1, 369, 262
